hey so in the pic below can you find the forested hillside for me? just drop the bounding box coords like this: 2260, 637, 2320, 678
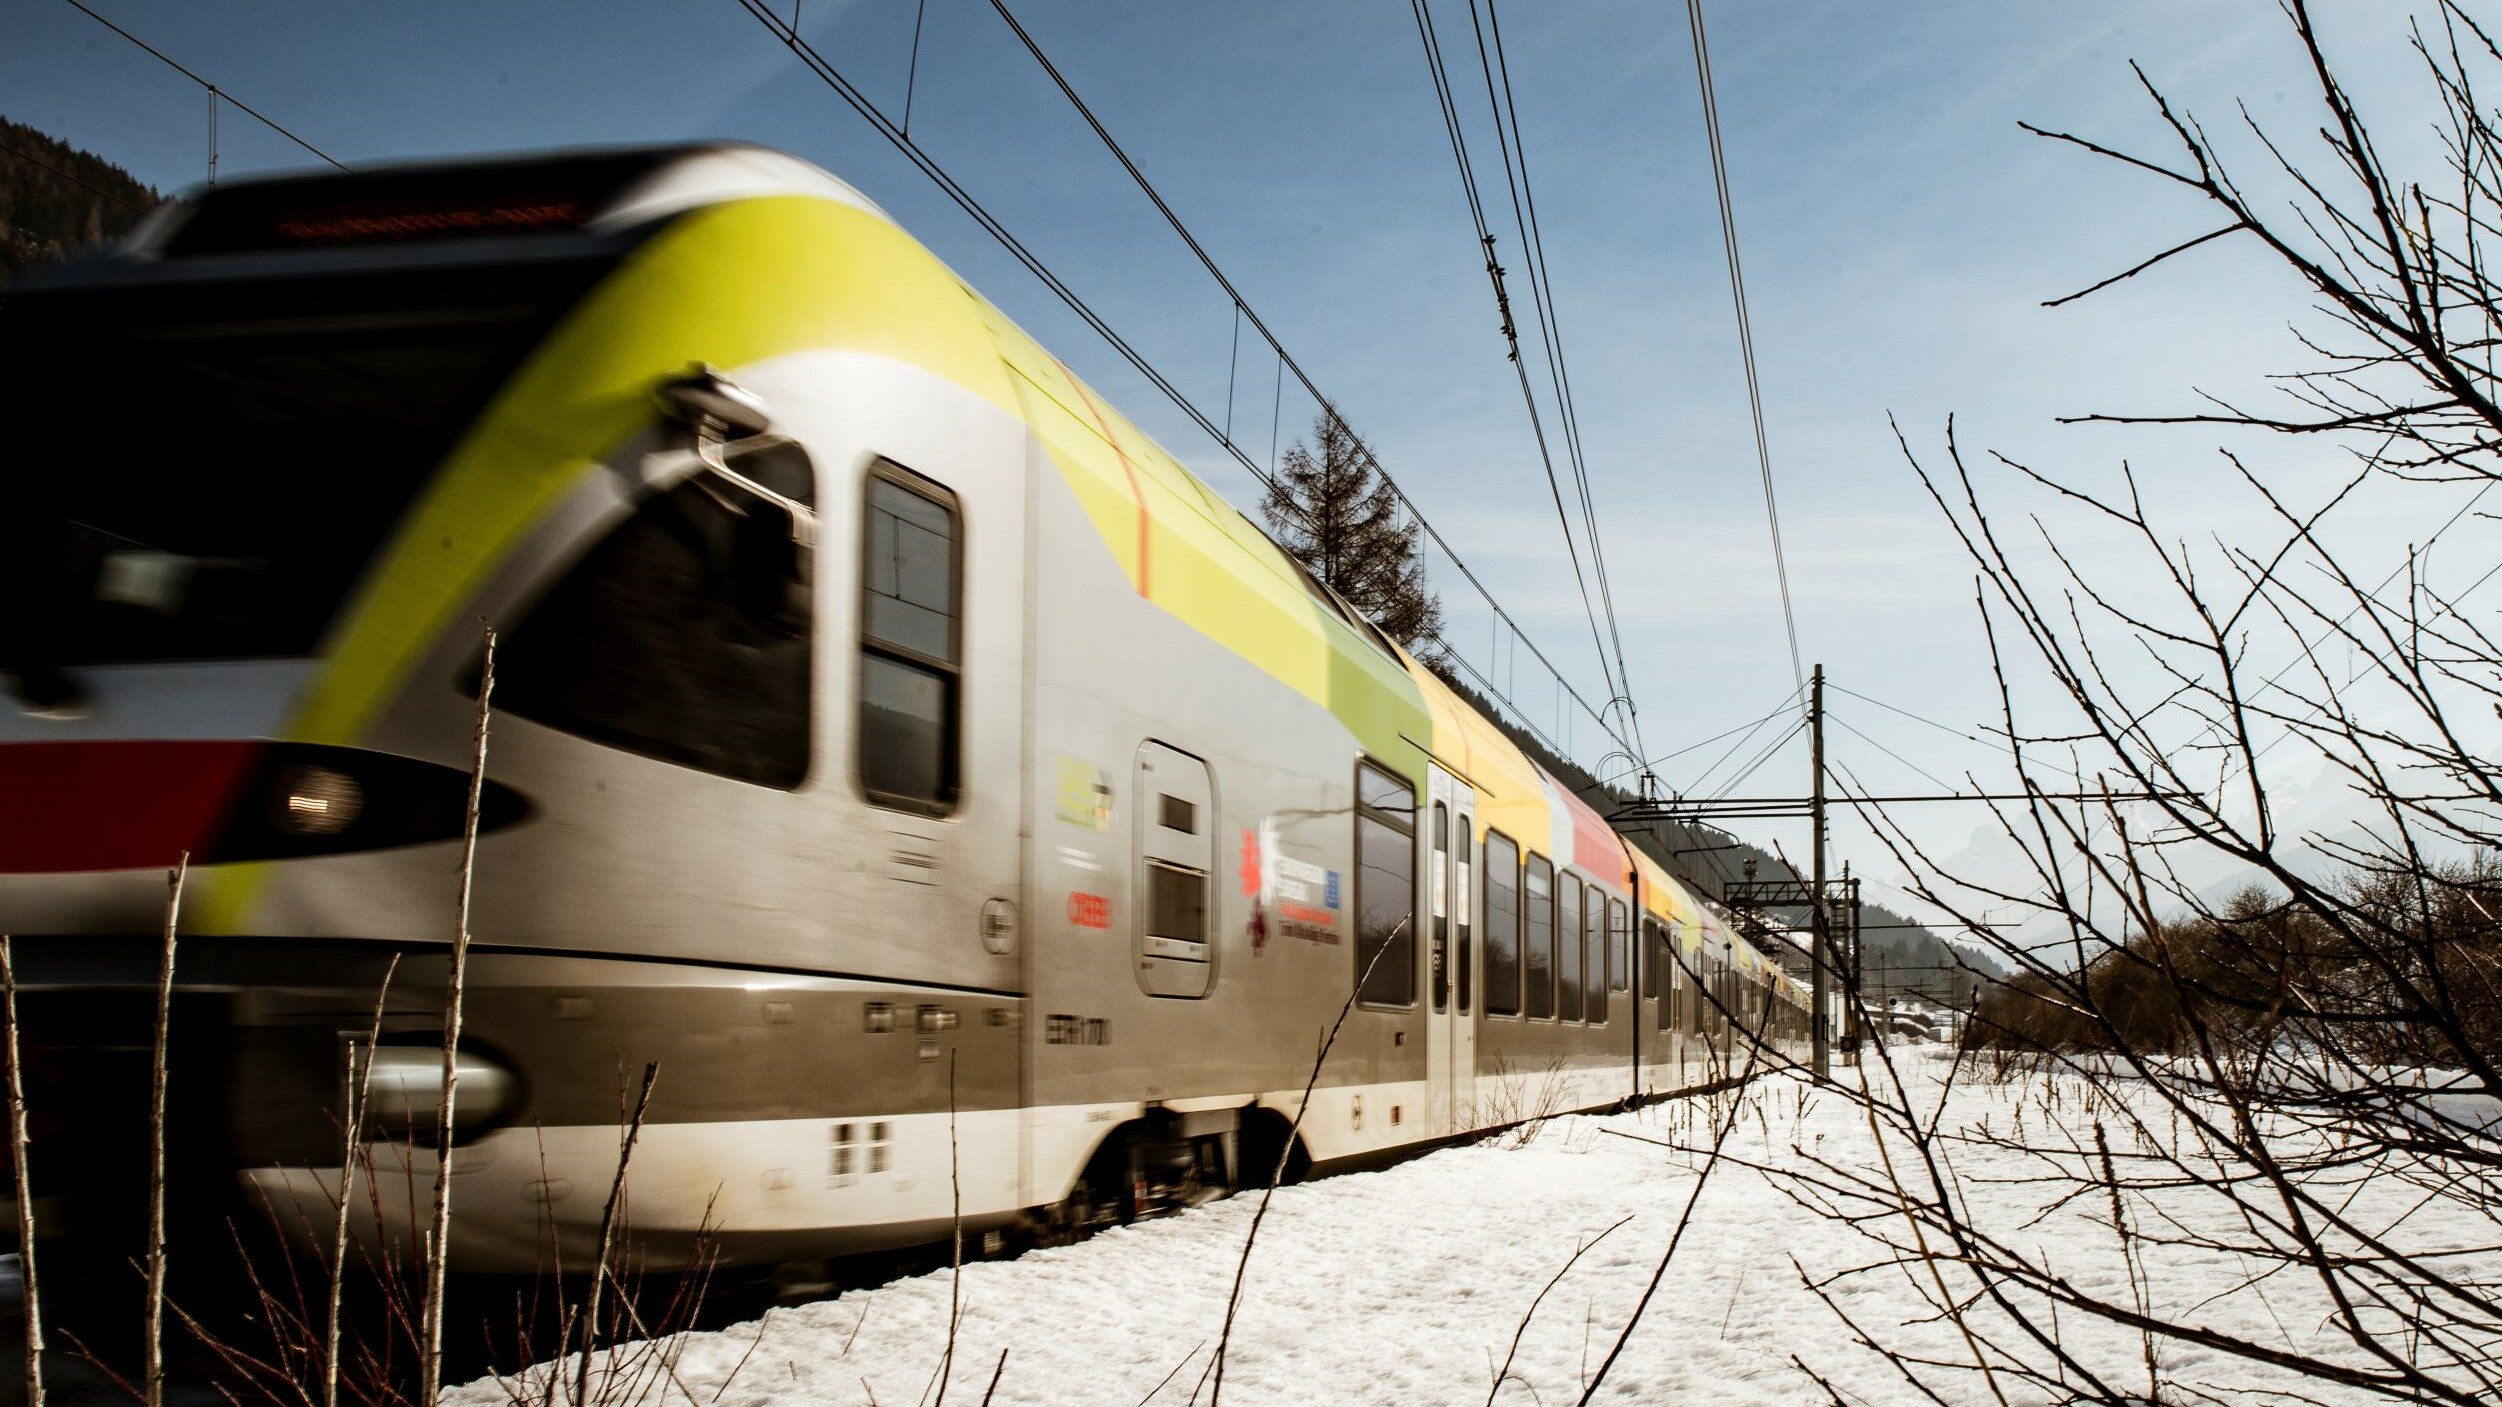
0, 117, 158, 285
1432, 667, 1999, 1007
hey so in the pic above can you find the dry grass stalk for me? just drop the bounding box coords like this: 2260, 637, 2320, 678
4, 935, 43, 1407
1484, 1214, 1632, 1407
1475, 1053, 1570, 1150
328, 956, 399, 1407
574, 1061, 658, 1407
1133, 1340, 1202, 1406
1199, 916, 1403, 1406
423, 623, 495, 1406
934, 1047, 961, 1407
146, 853, 187, 1407
1575, 987, 1781, 1404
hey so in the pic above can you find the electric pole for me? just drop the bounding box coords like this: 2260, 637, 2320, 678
1810, 664, 1830, 1079
1843, 859, 1862, 1065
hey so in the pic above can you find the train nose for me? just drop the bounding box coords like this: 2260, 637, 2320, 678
0, 740, 534, 874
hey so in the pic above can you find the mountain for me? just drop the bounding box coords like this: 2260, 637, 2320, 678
0, 117, 159, 286
1428, 664, 2002, 1007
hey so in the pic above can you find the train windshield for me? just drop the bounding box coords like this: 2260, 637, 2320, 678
0, 255, 612, 674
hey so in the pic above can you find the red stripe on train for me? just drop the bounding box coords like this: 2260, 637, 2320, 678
0, 740, 262, 873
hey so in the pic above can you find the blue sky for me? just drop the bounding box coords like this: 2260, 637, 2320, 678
8, 0, 2482, 929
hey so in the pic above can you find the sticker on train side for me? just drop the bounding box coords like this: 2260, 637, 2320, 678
1055, 757, 1113, 831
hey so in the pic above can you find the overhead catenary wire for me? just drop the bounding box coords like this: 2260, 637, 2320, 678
1408, 0, 1632, 741
1428, 629, 1581, 766
1599, 683, 1803, 789
1683, 0, 1802, 694
1697, 713, 1804, 802
971, 0, 1640, 763
1709, 717, 1803, 801
731, 0, 1270, 506
980, 0, 1635, 763
1827, 709, 1964, 796
733, 0, 1637, 765
59, 0, 346, 172
1830, 682, 2086, 783
1680, 690, 1802, 798
1468, 0, 1644, 761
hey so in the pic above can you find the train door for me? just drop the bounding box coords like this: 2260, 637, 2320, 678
1425, 766, 1477, 1134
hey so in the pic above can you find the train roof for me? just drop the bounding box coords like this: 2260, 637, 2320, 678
9, 143, 888, 296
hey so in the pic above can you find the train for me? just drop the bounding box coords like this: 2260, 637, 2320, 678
0, 143, 1808, 1276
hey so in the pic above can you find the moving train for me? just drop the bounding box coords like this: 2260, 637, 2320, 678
0, 144, 1808, 1274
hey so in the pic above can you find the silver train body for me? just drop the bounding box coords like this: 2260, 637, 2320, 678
0, 145, 1808, 1273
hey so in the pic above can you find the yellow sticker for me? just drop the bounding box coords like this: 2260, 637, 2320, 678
1056, 757, 1113, 831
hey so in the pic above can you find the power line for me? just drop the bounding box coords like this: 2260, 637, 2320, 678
1827, 709, 1962, 796
976, 0, 1636, 766
735, 0, 1637, 765
1682, 693, 1800, 797
732, 0, 1273, 506
1407, 0, 1629, 735
1599, 683, 1803, 788
1682, 0, 1801, 693
1829, 682, 2085, 783
59, 0, 346, 172
1699, 714, 1804, 802
1466, 0, 1644, 760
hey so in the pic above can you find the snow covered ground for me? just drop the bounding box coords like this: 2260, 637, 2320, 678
451, 1053, 2501, 1406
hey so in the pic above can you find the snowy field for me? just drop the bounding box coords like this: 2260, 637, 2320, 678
453, 1053, 2498, 1406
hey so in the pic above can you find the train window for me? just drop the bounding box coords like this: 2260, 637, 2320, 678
1588, 893, 1615, 1025
1557, 872, 1584, 1023
1137, 742, 1215, 998
1147, 862, 1206, 948
858, 463, 963, 813
1712, 949, 1732, 1044
4, 261, 612, 673
1454, 818, 1473, 1015
1642, 917, 1661, 1001
1609, 898, 1630, 995
1483, 831, 1521, 1016
497, 443, 815, 789
1354, 761, 1416, 1008
1685, 936, 1705, 1036
1430, 803, 1449, 1014
1524, 854, 1554, 1020
1656, 923, 1676, 1033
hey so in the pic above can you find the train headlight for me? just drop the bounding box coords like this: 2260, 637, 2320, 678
273, 765, 363, 836
353, 1042, 520, 1142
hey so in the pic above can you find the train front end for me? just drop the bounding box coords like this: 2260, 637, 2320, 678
0, 145, 1029, 1281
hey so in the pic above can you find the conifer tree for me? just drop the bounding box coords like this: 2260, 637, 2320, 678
0, 118, 158, 285
1259, 408, 1444, 650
